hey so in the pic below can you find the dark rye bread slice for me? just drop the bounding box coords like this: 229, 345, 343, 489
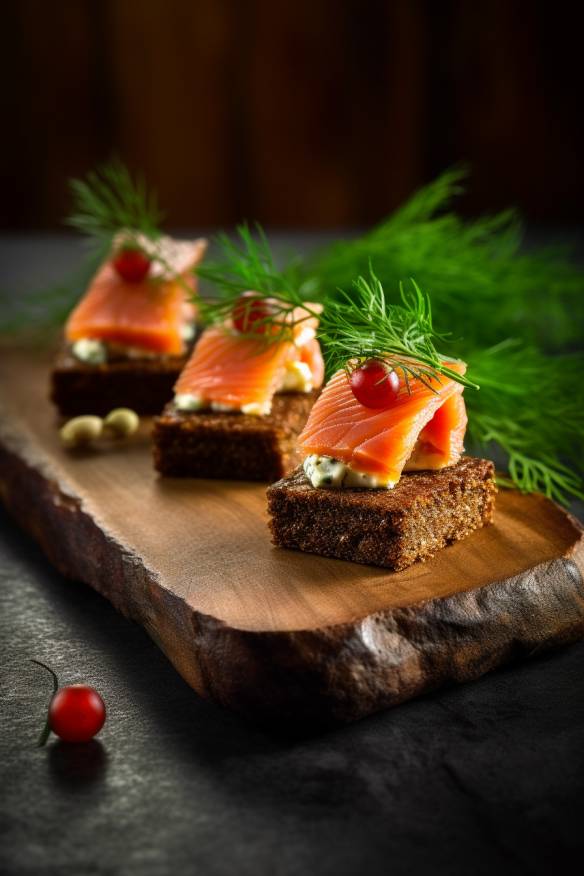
267, 456, 496, 571
153, 391, 319, 482
50, 344, 194, 417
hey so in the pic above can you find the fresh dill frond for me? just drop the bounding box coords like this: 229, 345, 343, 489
196, 224, 295, 296
308, 169, 584, 352
319, 271, 478, 392
66, 160, 163, 248
66, 161, 198, 289
465, 340, 584, 504
196, 224, 320, 344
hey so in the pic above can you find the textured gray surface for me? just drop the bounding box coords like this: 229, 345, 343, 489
1, 506, 584, 876
1, 235, 584, 875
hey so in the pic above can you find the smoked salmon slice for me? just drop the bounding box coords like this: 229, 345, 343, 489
65, 237, 207, 355
298, 361, 467, 484
407, 392, 467, 471
174, 313, 324, 412
298, 337, 325, 389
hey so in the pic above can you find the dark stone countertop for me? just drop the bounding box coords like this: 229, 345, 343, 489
1, 235, 583, 876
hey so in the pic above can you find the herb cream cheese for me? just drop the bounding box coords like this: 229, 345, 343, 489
303, 454, 395, 489
71, 338, 107, 365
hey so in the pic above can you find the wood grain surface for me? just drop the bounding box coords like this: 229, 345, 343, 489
1, 347, 583, 726
4, 3, 582, 230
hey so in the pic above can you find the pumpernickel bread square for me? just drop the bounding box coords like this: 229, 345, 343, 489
153, 391, 319, 482
267, 456, 496, 570
50, 346, 193, 417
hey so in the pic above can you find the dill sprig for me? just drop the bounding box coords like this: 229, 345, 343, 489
308, 168, 584, 352
320, 272, 477, 392
66, 161, 202, 290
465, 341, 584, 504
196, 223, 297, 296
66, 160, 163, 248
196, 224, 320, 344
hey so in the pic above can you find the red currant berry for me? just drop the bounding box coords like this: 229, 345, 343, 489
112, 247, 151, 283
232, 292, 275, 334
48, 684, 106, 743
350, 359, 400, 408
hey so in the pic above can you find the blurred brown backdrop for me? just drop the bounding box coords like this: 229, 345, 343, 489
2, 0, 582, 230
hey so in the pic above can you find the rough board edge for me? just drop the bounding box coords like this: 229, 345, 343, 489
1, 437, 583, 728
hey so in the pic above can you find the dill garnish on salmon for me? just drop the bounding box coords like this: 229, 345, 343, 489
50, 162, 207, 416
153, 227, 325, 482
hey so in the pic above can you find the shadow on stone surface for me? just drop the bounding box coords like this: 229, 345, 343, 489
48, 739, 108, 792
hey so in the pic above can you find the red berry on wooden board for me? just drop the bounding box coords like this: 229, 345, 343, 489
112, 247, 151, 283
31, 659, 106, 746
350, 359, 400, 408
232, 292, 275, 334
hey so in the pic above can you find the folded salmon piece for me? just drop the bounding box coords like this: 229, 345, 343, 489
297, 361, 467, 484
174, 306, 324, 413
405, 391, 467, 472
65, 237, 207, 355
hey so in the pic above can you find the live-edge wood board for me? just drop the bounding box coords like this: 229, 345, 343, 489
1, 348, 583, 727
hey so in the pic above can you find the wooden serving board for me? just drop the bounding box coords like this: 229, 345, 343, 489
1, 348, 583, 727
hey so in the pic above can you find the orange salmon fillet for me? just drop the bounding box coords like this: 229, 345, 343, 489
175, 323, 324, 410
65, 237, 207, 355
298, 362, 467, 482
407, 391, 467, 470
298, 337, 325, 388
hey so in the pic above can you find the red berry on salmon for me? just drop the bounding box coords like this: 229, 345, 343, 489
232, 293, 276, 335
350, 360, 400, 408
112, 247, 151, 283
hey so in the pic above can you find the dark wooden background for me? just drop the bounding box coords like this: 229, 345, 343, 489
2, 0, 582, 230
